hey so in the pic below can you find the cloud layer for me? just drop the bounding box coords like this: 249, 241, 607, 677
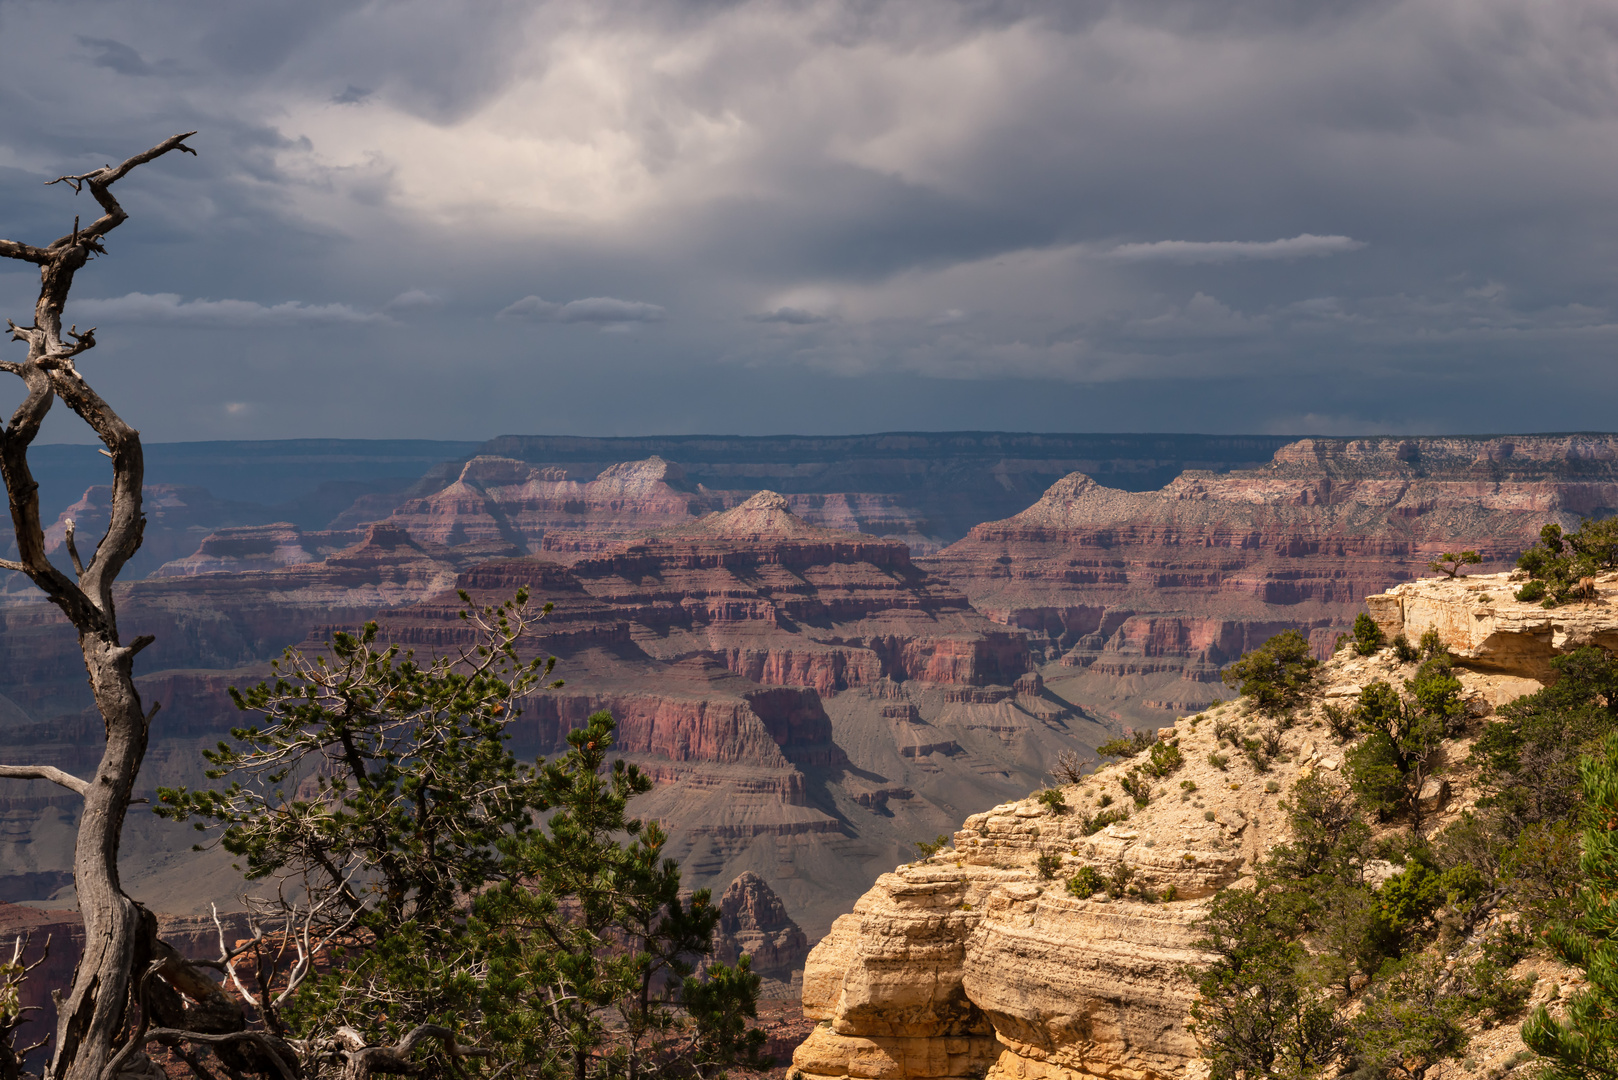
498, 296, 668, 324
0, 0, 1614, 440
1108, 235, 1367, 264
72, 293, 380, 326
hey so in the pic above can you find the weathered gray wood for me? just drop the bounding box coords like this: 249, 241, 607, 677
0, 133, 196, 1080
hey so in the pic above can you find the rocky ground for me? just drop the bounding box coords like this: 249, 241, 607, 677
793, 570, 1606, 1080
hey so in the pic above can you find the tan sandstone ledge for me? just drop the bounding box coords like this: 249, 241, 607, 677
795, 571, 1618, 1080
1366, 569, 1618, 682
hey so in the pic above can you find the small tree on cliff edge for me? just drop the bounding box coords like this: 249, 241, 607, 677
157, 595, 770, 1080
1222, 631, 1320, 715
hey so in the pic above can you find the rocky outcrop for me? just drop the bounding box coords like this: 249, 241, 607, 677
361, 435, 1304, 557
712, 871, 811, 980
797, 565, 1618, 1080
1366, 569, 1618, 680
370, 455, 721, 556
152, 523, 361, 576
224, 500, 1102, 935
567, 492, 1030, 692
792, 699, 1314, 1080
922, 436, 1618, 730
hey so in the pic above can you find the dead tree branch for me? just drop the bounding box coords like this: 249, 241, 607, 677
0, 133, 198, 1080
0, 766, 89, 796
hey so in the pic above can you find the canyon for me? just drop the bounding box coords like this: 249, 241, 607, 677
4, 432, 1618, 987
793, 569, 1597, 1080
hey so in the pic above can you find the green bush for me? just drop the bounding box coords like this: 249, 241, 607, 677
1144, 740, 1183, 778
1120, 767, 1153, 807
1066, 866, 1104, 897
1079, 808, 1129, 836
1096, 728, 1156, 759
1221, 631, 1320, 715
1207, 751, 1229, 771
1036, 853, 1063, 880
1419, 628, 1445, 659
1353, 611, 1386, 656
1522, 733, 1618, 1076
1104, 862, 1135, 899
1514, 578, 1547, 603
1241, 737, 1271, 773
1037, 787, 1069, 815
1515, 518, 1618, 607
1349, 956, 1470, 1080
1323, 704, 1355, 740
1392, 634, 1420, 662
1343, 667, 1457, 827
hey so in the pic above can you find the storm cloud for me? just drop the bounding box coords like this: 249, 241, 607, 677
0, 0, 1615, 440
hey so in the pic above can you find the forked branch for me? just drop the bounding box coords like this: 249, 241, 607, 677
41, 131, 197, 247
0, 134, 197, 1080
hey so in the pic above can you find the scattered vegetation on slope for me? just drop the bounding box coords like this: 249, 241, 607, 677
1189, 620, 1618, 1080
1514, 518, 1618, 606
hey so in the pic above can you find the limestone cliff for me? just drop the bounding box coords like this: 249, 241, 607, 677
794, 570, 1606, 1080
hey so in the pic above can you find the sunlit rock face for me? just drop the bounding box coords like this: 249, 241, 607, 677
795, 566, 1612, 1080
923, 436, 1618, 729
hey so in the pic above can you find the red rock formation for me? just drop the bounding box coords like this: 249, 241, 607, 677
711, 871, 811, 980
152, 523, 360, 576
923, 435, 1618, 727
37, 484, 267, 582
371, 455, 722, 556
563, 491, 1029, 691
365, 455, 998, 560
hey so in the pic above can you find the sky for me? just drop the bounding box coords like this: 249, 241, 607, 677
1, 0, 1616, 442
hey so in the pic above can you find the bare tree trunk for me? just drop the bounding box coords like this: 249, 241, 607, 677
0, 133, 196, 1080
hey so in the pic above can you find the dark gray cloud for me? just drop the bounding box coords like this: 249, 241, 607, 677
750, 307, 830, 325
0, 0, 1614, 442
77, 36, 175, 77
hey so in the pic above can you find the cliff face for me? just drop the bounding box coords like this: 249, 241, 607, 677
350, 435, 1299, 558
794, 569, 1608, 1080
922, 435, 1618, 731
363, 495, 1101, 934
0, 494, 1099, 937
712, 870, 812, 981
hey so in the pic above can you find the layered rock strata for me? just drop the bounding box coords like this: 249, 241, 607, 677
711, 871, 812, 981
1366, 570, 1618, 680
0, 495, 1099, 931
924, 435, 1618, 729
364, 496, 1103, 933
796, 570, 1611, 1080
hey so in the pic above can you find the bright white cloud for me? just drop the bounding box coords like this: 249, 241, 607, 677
497, 295, 667, 324
72, 293, 381, 326
1108, 235, 1367, 264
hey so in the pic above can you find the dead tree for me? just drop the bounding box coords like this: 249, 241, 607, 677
0, 133, 208, 1080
